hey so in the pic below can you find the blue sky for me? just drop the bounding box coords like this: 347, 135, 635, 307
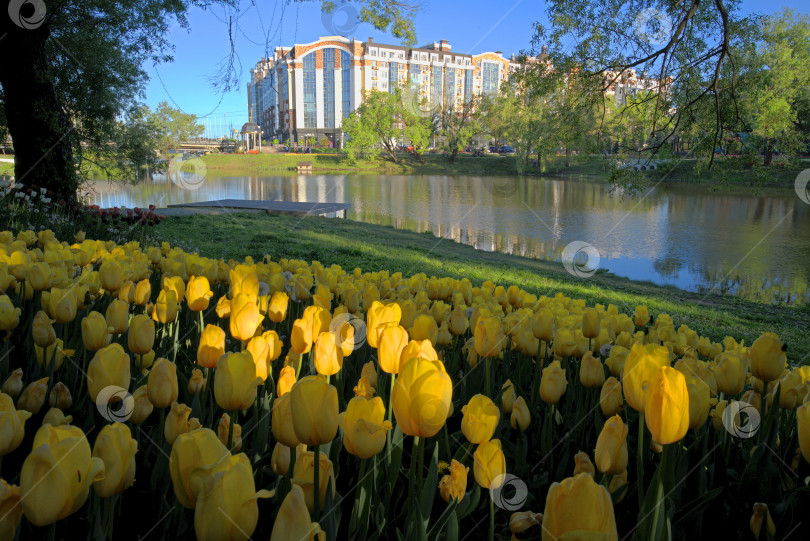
144, 0, 809, 135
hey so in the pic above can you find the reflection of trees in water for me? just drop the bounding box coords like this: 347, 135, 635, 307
652, 257, 684, 280
691, 262, 809, 306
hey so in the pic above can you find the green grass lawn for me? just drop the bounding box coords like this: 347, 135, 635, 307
155, 211, 810, 362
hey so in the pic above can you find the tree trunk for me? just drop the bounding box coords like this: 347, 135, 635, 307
449, 148, 457, 164
565, 148, 571, 167
0, 18, 78, 201
763, 141, 774, 166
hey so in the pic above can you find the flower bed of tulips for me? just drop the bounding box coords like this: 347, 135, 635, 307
0, 228, 809, 540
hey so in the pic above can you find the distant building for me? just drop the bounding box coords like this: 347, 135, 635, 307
247, 36, 522, 146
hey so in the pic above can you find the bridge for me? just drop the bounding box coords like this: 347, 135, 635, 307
175, 139, 235, 152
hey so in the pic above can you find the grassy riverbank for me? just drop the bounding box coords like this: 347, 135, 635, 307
198, 152, 803, 187
155, 211, 810, 361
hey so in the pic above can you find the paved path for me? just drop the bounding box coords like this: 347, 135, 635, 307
166, 199, 350, 217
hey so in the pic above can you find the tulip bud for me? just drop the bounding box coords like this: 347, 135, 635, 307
105, 299, 130, 334
271, 442, 307, 476
686, 377, 711, 429
542, 472, 618, 540
540, 360, 567, 404
509, 511, 543, 534
580, 352, 606, 388
313, 331, 344, 376
217, 412, 243, 452
292, 450, 336, 514
32, 310, 56, 348
341, 396, 391, 458
267, 291, 289, 323
87, 343, 130, 404
20, 425, 105, 526
0, 479, 22, 540
573, 451, 595, 476
17, 377, 49, 414
749, 332, 787, 383
133, 279, 151, 305
438, 459, 468, 503
0, 392, 31, 455
48, 382, 72, 410
186, 275, 213, 311
622, 343, 670, 412
378, 324, 409, 374
474, 315, 505, 358
645, 366, 689, 445
27, 262, 52, 291
188, 369, 207, 395
272, 393, 301, 447
127, 314, 155, 355
148, 358, 179, 408
290, 376, 339, 445
750, 502, 775, 540
269, 484, 325, 541
215, 352, 262, 412
230, 293, 263, 342
461, 394, 500, 444
81, 311, 112, 351
152, 288, 178, 324
92, 423, 137, 497
164, 402, 201, 446
169, 428, 229, 509
502, 379, 516, 413
595, 415, 628, 475
99, 260, 124, 292
42, 407, 72, 426
129, 385, 153, 425
600, 377, 623, 417
582, 308, 601, 339
392, 357, 452, 438
473, 439, 506, 489
510, 396, 531, 432
1, 368, 23, 398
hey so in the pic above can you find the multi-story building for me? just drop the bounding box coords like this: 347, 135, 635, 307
247, 36, 520, 146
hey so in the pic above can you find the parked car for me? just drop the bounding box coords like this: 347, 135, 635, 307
499, 146, 515, 154
489, 146, 497, 153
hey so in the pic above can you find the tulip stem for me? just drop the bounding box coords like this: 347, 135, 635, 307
159, 407, 166, 446
637, 411, 645, 507
227, 410, 237, 451
313, 443, 321, 520
485, 356, 492, 398
489, 495, 495, 541
386, 374, 396, 467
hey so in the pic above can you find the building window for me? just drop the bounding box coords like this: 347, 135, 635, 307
431, 65, 443, 107
323, 49, 336, 129
389, 61, 398, 93
445, 67, 455, 108
482, 61, 499, 95
341, 51, 351, 119
303, 53, 317, 128
409, 63, 420, 84
464, 69, 472, 100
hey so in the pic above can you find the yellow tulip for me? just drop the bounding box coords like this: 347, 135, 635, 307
542, 472, 618, 541
378, 324, 409, 374
341, 395, 392, 458
162, 275, 186, 303
47, 286, 77, 324
129, 385, 153, 425
645, 366, 689, 444
229, 264, 259, 301
48, 382, 72, 410
0, 295, 20, 331
553, 328, 577, 358
230, 293, 263, 342
186, 275, 213, 311
0, 479, 22, 541
360, 361, 378, 389
271, 442, 307, 476
272, 393, 301, 447
314, 331, 343, 376
197, 324, 226, 368
92, 423, 137, 497
473, 439, 506, 489
438, 459, 468, 503
217, 413, 243, 452
531, 308, 554, 342
749, 332, 787, 383
32, 310, 56, 348
148, 358, 179, 408
600, 377, 623, 417
133, 279, 151, 305
502, 379, 516, 413
580, 351, 606, 388
0, 368, 22, 398
634, 305, 649, 327
474, 315, 504, 358
750, 502, 776, 540
509, 511, 543, 534
27, 261, 52, 291
246, 334, 272, 381
540, 360, 567, 404
276, 366, 296, 398
291, 317, 313, 354
216, 295, 231, 319
461, 394, 500, 444
105, 299, 129, 334
595, 415, 628, 475
87, 343, 130, 403
582, 308, 601, 339
292, 450, 336, 514
712, 351, 746, 395
215, 352, 262, 411
290, 376, 339, 445
17, 377, 49, 414
127, 314, 155, 355
152, 288, 178, 324
686, 377, 711, 429
510, 396, 531, 432
99, 260, 124, 291
81, 310, 111, 351
269, 484, 325, 541
448, 306, 469, 336
34, 339, 71, 372
20, 424, 105, 526
410, 314, 438, 345
169, 428, 229, 509
393, 357, 452, 438
399, 339, 439, 373
267, 291, 289, 322
164, 402, 201, 446
192, 452, 272, 541
0, 392, 31, 455
573, 451, 595, 476
366, 301, 402, 349
188, 368, 207, 395
622, 343, 670, 412
119, 281, 136, 303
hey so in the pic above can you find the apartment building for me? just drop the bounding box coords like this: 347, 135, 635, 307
247, 36, 519, 146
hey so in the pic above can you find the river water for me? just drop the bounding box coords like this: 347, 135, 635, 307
85, 173, 810, 305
